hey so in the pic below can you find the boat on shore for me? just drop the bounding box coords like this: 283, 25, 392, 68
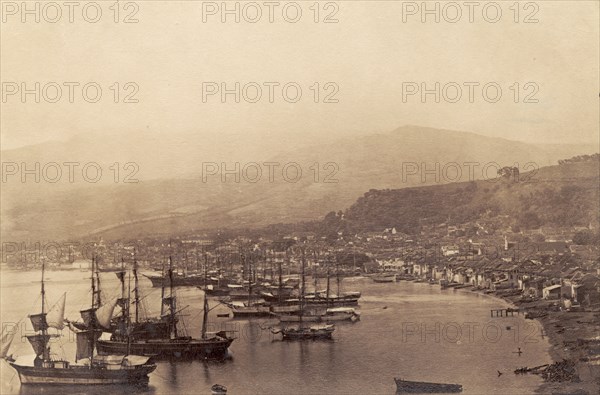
211, 384, 228, 394
394, 377, 463, 393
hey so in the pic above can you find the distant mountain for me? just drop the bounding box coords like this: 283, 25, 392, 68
1, 126, 597, 241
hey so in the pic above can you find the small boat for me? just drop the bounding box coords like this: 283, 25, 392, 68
372, 274, 396, 283
211, 383, 227, 394
394, 378, 462, 393
323, 307, 360, 322
278, 324, 335, 341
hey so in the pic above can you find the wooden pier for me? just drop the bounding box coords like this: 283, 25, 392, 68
490, 308, 521, 317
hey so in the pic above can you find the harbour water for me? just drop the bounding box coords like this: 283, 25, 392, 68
1, 270, 553, 394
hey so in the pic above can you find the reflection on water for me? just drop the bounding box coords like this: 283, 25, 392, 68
1, 270, 552, 394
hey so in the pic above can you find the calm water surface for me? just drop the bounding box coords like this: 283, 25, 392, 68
1, 270, 552, 394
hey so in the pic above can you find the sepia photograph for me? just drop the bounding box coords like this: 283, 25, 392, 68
1, 1, 599, 394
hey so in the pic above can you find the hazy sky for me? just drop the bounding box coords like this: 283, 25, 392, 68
1, 0, 598, 149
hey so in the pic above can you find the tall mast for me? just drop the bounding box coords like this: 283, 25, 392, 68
336, 257, 341, 297
246, 252, 253, 306
201, 260, 209, 339
41, 259, 49, 361
95, 255, 102, 307
313, 254, 318, 295
120, 258, 125, 299
168, 253, 178, 338
326, 267, 331, 308
278, 258, 283, 305
90, 256, 95, 366
126, 272, 132, 355
133, 252, 139, 323
160, 257, 165, 316
300, 248, 306, 326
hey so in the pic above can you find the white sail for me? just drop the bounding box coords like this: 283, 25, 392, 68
95, 299, 118, 329
46, 292, 66, 329
0, 323, 19, 358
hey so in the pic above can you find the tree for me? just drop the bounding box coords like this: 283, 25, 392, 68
572, 230, 598, 245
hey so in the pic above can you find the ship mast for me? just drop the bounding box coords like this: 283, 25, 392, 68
90, 256, 96, 366
278, 258, 283, 305
40, 259, 49, 361
168, 253, 178, 338
336, 257, 341, 297
299, 248, 306, 326
95, 255, 102, 307
126, 272, 132, 355
160, 256, 165, 317
313, 250, 318, 296
201, 255, 209, 340
326, 267, 331, 308
133, 252, 139, 323
246, 252, 253, 306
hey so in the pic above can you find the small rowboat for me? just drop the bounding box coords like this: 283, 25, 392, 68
211, 384, 227, 394
395, 378, 462, 393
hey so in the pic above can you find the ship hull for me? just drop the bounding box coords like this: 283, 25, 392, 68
144, 275, 207, 288
281, 328, 334, 341
10, 362, 155, 386
394, 378, 462, 393
97, 338, 233, 360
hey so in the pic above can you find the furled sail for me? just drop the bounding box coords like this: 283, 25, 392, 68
116, 297, 129, 308
96, 299, 118, 329
46, 292, 66, 330
75, 331, 93, 361
29, 313, 48, 332
26, 334, 54, 356
80, 307, 97, 327
115, 270, 126, 282
75, 330, 102, 361
0, 324, 19, 358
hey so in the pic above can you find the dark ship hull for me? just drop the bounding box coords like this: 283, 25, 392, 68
9, 360, 156, 385
97, 336, 233, 360
394, 378, 463, 393
144, 274, 207, 288
280, 325, 335, 340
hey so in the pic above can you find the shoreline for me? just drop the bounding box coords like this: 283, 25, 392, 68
458, 287, 599, 394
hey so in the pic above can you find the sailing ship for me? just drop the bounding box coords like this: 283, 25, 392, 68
276, 266, 360, 323
272, 249, 335, 340
97, 255, 234, 359
226, 253, 271, 317
1, 260, 156, 385
69, 258, 171, 341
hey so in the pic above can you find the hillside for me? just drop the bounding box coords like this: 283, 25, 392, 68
2, 126, 597, 241
316, 159, 600, 236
